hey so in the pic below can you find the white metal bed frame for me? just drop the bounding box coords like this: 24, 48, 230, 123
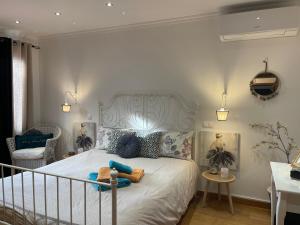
0, 163, 118, 225
0, 92, 197, 225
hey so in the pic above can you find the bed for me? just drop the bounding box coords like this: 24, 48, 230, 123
0, 93, 200, 225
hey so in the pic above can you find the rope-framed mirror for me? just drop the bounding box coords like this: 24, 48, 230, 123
250, 59, 280, 101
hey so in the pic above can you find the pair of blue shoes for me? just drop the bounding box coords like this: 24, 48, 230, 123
88, 160, 132, 192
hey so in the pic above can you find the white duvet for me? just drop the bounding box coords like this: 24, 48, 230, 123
0, 149, 199, 225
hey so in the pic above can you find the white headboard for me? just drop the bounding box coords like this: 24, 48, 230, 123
99, 93, 197, 132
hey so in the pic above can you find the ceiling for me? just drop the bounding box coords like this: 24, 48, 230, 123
0, 0, 267, 39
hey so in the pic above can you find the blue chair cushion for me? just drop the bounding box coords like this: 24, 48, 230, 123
15, 133, 53, 150
116, 134, 141, 159
23, 129, 43, 136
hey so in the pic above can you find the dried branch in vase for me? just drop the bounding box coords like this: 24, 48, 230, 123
250, 122, 298, 163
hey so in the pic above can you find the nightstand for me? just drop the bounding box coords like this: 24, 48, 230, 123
201, 170, 236, 214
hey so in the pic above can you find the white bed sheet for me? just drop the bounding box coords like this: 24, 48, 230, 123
0, 149, 199, 225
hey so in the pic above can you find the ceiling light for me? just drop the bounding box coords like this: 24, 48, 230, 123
55, 12, 61, 16
105, 2, 113, 7
15, 20, 20, 24
256, 17, 261, 20
121, 11, 126, 16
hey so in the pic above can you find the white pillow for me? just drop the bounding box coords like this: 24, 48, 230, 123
160, 131, 194, 160
95, 127, 114, 150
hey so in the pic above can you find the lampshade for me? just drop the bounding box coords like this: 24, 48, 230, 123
61, 103, 71, 112
216, 107, 229, 121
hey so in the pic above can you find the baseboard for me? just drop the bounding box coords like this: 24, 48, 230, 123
196, 191, 271, 209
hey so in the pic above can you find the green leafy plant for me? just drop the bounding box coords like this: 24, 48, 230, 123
206, 147, 235, 169
250, 122, 298, 163
76, 123, 93, 151
76, 134, 93, 150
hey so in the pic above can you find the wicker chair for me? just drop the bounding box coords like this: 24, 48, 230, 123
6, 125, 62, 169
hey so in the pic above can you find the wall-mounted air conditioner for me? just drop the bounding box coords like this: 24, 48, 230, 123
219, 6, 299, 42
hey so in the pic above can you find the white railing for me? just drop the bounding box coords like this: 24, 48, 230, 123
0, 163, 118, 225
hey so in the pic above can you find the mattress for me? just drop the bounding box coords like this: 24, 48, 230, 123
0, 149, 199, 225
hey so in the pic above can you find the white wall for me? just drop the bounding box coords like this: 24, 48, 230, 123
39, 16, 300, 202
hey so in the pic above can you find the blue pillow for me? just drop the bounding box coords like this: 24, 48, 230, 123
116, 134, 141, 159
109, 160, 133, 174
23, 129, 43, 136
15, 133, 53, 150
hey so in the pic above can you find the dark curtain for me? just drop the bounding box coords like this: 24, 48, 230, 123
0, 37, 13, 176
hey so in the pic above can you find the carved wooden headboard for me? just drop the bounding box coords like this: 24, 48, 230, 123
99, 93, 196, 132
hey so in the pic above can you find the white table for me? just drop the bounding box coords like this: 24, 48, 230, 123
270, 162, 300, 225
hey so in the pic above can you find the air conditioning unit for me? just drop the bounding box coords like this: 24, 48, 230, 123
219, 6, 299, 42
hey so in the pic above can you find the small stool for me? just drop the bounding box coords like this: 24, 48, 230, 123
201, 170, 236, 214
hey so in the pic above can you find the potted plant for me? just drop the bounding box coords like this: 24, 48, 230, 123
250, 122, 298, 163
250, 122, 298, 198
206, 146, 235, 174
76, 123, 93, 152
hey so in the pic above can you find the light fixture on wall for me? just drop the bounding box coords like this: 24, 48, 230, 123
216, 92, 229, 121
61, 91, 77, 113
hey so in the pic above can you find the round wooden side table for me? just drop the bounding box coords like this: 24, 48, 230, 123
201, 170, 236, 214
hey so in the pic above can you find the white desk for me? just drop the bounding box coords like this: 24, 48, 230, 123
270, 162, 300, 225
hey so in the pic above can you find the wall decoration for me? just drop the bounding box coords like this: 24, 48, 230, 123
200, 131, 240, 170
250, 122, 298, 163
250, 58, 280, 101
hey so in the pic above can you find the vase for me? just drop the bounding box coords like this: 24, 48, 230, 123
78, 148, 84, 154
220, 167, 229, 178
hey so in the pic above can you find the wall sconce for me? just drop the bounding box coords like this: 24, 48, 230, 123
61, 91, 77, 113
216, 92, 229, 121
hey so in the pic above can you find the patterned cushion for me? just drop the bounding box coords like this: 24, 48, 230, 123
160, 131, 194, 160
95, 127, 114, 150
138, 132, 162, 159
107, 129, 135, 154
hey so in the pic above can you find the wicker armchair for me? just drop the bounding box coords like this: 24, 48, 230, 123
6, 125, 62, 169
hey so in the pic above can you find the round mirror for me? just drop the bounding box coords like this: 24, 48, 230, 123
250, 59, 280, 101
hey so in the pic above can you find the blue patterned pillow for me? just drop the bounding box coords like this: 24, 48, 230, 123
106, 129, 135, 154
138, 132, 162, 159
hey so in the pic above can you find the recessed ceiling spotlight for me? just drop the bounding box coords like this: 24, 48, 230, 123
15, 20, 20, 24
256, 16, 261, 20
55, 12, 62, 16
105, 2, 113, 7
